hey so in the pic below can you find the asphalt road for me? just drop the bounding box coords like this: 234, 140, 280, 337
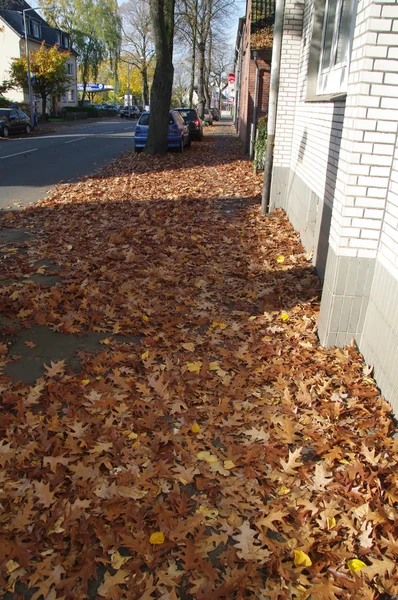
0, 119, 136, 210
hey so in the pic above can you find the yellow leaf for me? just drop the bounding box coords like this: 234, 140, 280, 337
10, 291, 19, 300
67, 244, 73, 250
327, 516, 336, 529
276, 255, 285, 263
347, 558, 366, 574
278, 485, 291, 496
141, 350, 149, 361
81, 379, 90, 385
248, 316, 257, 321
191, 423, 200, 434
186, 361, 202, 373
293, 550, 312, 567
128, 431, 138, 440
142, 314, 149, 322
224, 460, 235, 470
196, 451, 218, 464
150, 531, 165, 544
209, 361, 220, 371
218, 322, 227, 330
6, 559, 20, 574
281, 313, 289, 321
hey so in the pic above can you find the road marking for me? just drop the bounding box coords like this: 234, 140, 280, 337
0, 148, 38, 160
105, 130, 115, 134
64, 136, 86, 144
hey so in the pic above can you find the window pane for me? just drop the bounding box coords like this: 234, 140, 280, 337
321, 0, 337, 70
336, 0, 354, 64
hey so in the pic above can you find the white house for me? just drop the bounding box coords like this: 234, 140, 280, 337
269, 0, 398, 411
0, 0, 78, 116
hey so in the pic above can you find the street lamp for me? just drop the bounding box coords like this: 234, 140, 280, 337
22, 5, 55, 128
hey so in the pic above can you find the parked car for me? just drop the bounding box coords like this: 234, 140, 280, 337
203, 108, 213, 125
134, 110, 190, 152
0, 108, 31, 137
120, 105, 140, 119
210, 107, 220, 121
174, 108, 203, 141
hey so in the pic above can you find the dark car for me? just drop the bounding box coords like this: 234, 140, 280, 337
120, 105, 140, 119
174, 108, 203, 141
210, 107, 220, 121
134, 110, 190, 152
0, 108, 31, 137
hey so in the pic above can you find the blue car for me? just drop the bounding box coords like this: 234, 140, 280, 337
134, 110, 191, 153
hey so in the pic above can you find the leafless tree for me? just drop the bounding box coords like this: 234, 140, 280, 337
121, 0, 155, 105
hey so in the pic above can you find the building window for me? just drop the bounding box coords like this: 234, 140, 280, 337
67, 63, 74, 76
317, 0, 356, 95
32, 20, 40, 37
56, 31, 61, 45
67, 90, 75, 102
63, 34, 69, 48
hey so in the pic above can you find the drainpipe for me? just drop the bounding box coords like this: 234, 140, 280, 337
250, 50, 260, 160
261, 0, 285, 214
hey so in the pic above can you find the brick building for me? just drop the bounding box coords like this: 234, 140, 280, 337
269, 0, 398, 410
234, 0, 274, 154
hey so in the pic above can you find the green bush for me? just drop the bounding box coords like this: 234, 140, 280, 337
254, 115, 268, 173
0, 96, 13, 107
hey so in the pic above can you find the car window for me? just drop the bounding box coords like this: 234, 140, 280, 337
10, 110, 18, 118
17, 110, 27, 118
169, 115, 175, 124
139, 113, 150, 126
0, 109, 11, 119
178, 110, 196, 120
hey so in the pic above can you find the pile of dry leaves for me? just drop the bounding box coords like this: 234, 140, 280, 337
0, 125, 397, 599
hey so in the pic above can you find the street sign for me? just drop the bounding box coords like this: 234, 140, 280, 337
228, 73, 235, 84
77, 83, 106, 92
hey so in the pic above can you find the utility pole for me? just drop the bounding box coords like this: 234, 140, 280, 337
127, 62, 131, 118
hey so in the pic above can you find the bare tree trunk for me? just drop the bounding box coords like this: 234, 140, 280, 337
146, 0, 175, 154
188, 0, 197, 107
205, 26, 212, 108
197, 40, 205, 119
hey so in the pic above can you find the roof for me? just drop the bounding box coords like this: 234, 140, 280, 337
0, 0, 77, 54
251, 0, 275, 50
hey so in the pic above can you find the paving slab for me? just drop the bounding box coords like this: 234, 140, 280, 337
4, 323, 142, 384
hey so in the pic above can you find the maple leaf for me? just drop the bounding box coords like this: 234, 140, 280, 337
232, 520, 271, 563
309, 462, 333, 491
32, 480, 56, 508
244, 427, 269, 442
280, 447, 303, 474
256, 508, 288, 533
44, 359, 66, 377
97, 569, 130, 597
362, 556, 396, 580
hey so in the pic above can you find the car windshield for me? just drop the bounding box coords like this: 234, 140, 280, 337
0, 109, 11, 119
177, 110, 196, 120
139, 114, 175, 126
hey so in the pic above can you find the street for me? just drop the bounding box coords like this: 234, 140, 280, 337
0, 119, 136, 209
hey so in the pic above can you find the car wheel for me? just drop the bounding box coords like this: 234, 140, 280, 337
2, 126, 9, 138
25, 124, 31, 134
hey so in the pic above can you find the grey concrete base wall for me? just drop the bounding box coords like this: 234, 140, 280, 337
318, 246, 375, 348
360, 260, 398, 412
270, 166, 331, 279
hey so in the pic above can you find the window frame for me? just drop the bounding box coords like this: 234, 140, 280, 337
316, 0, 356, 95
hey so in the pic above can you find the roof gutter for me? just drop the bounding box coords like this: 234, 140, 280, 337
261, 0, 285, 215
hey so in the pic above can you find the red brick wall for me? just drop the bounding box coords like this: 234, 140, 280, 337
236, 0, 272, 153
